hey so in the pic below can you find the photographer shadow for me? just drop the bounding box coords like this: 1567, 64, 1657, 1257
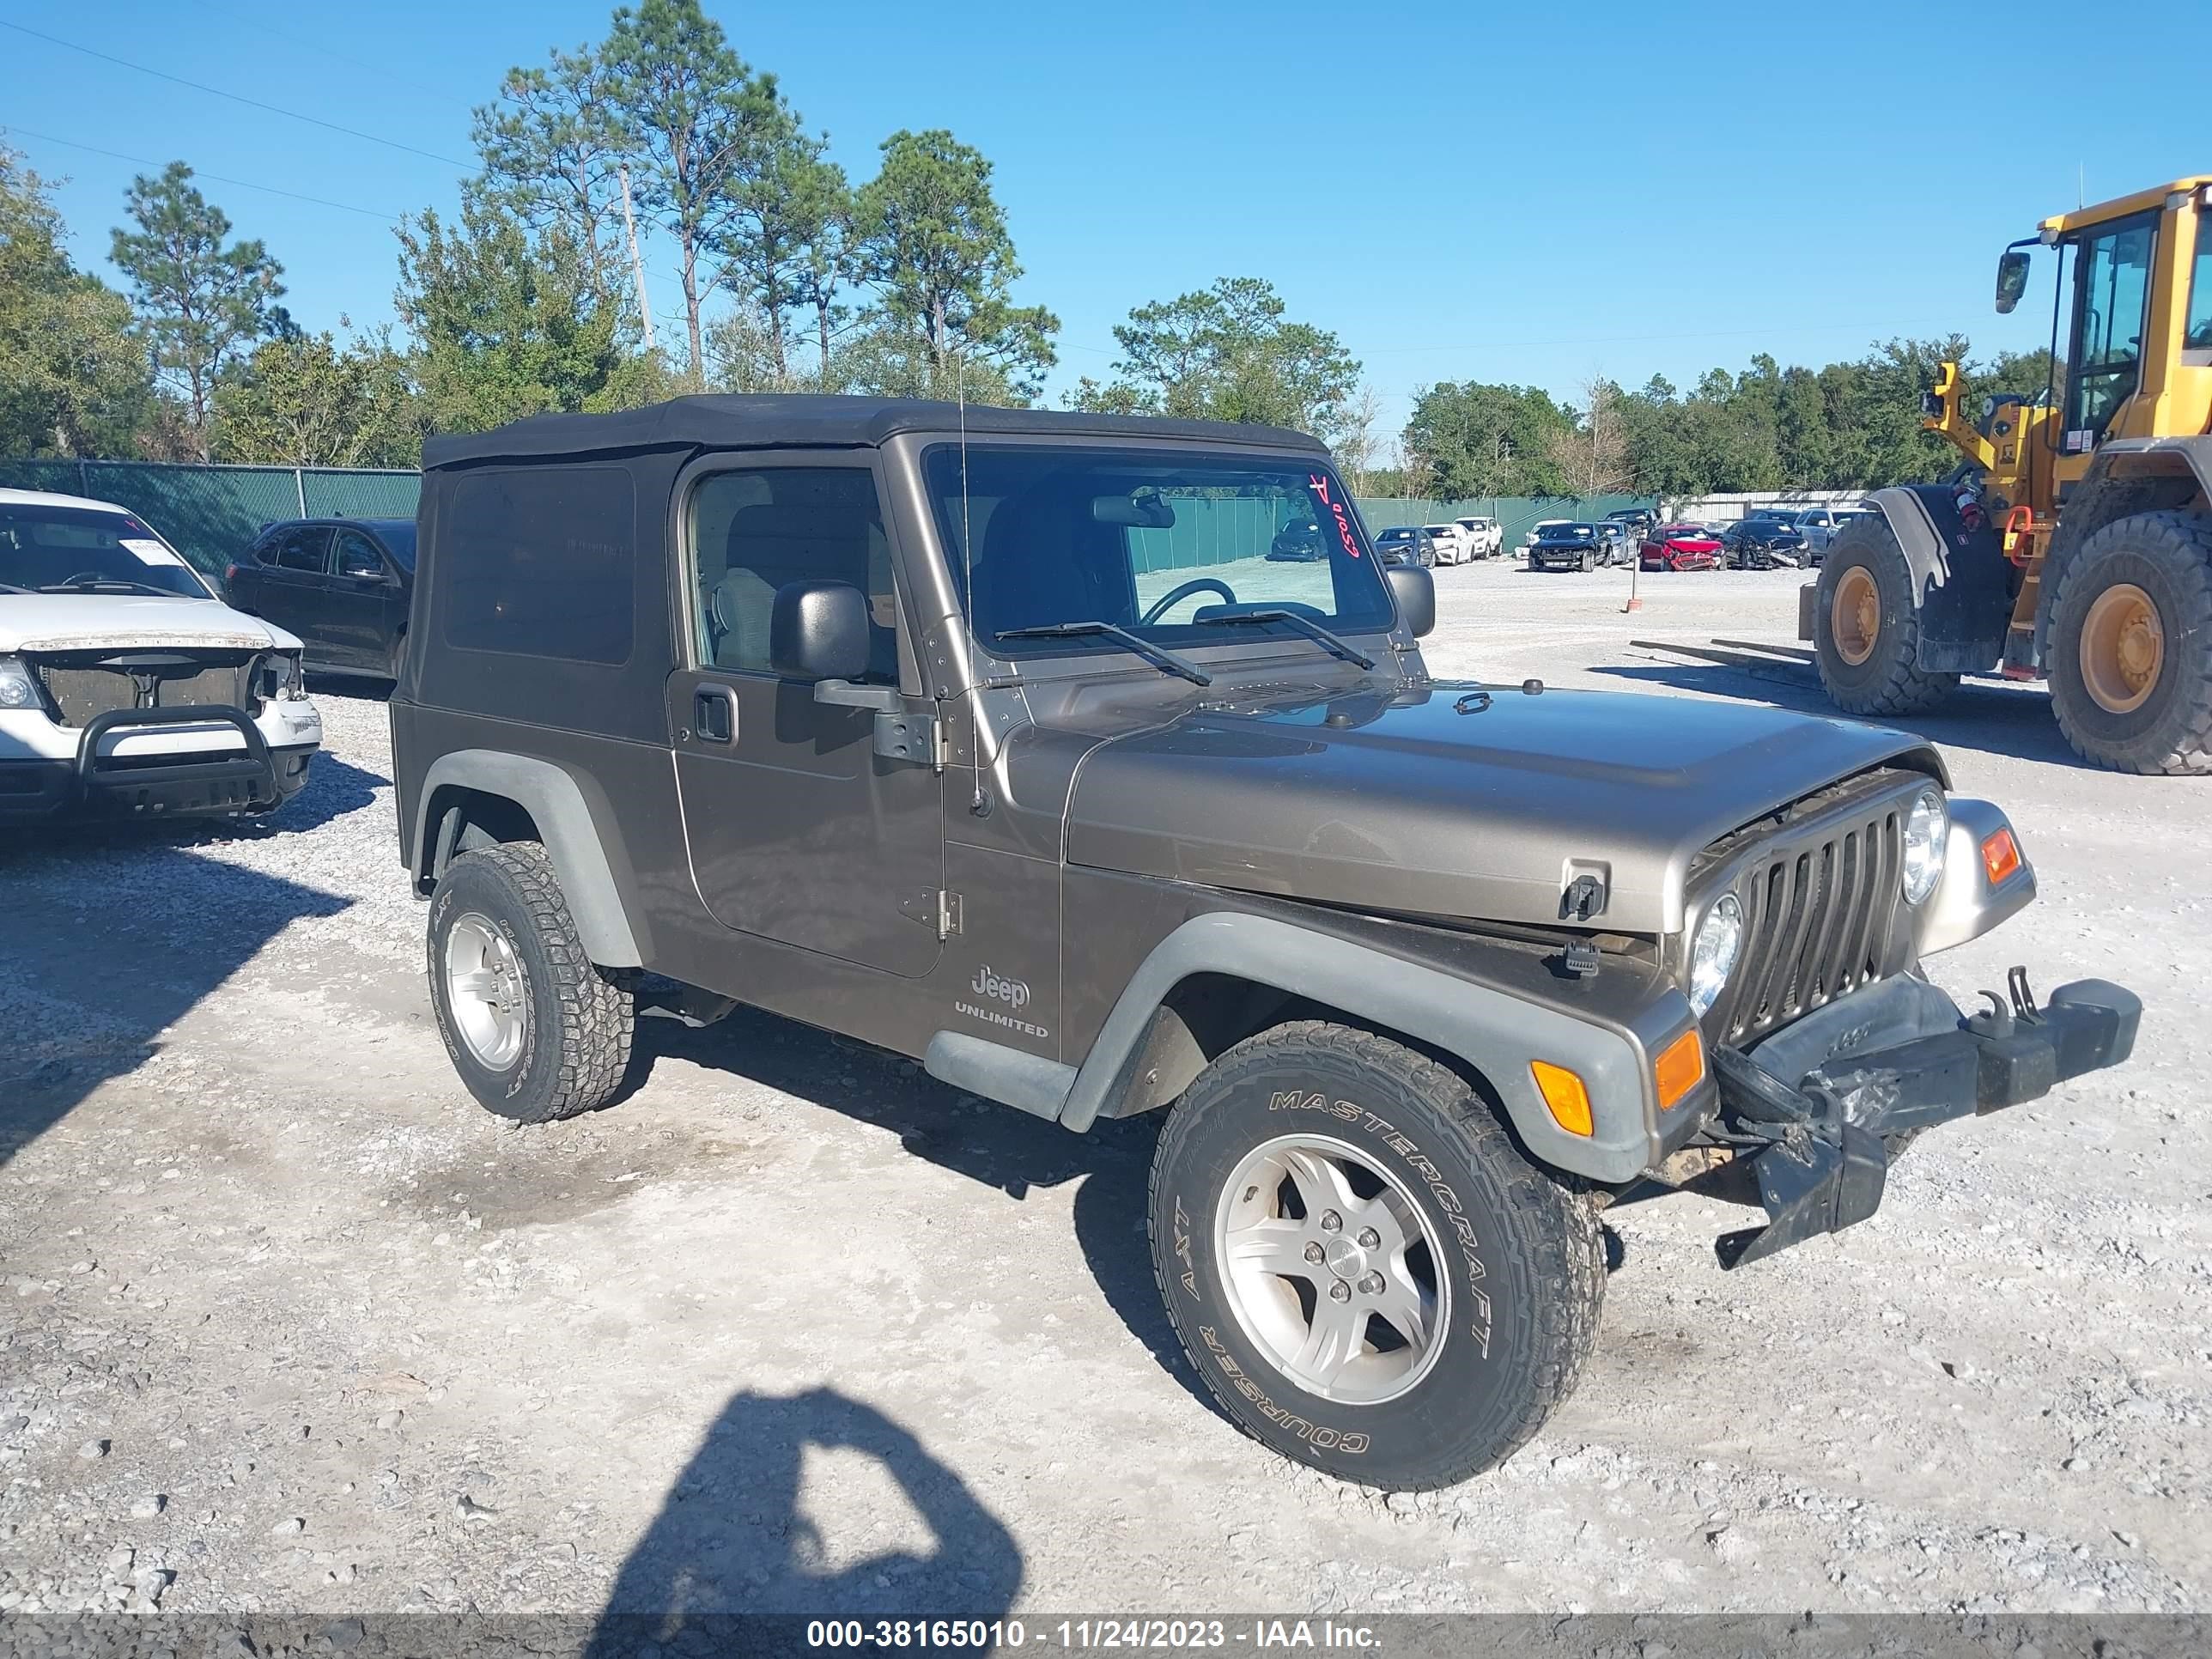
585, 1386, 1023, 1651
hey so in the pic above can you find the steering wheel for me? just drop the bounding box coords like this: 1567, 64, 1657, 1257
1139, 578, 1236, 626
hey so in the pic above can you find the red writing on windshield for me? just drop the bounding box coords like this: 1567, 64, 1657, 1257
1309, 474, 1362, 558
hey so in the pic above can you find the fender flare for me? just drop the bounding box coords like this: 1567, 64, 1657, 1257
1861, 485, 2010, 673
1059, 912, 1668, 1185
411, 750, 643, 966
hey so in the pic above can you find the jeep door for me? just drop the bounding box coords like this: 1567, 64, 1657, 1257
665, 456, 945, 978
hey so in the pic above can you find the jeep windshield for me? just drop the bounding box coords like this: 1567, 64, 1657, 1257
924, 447, 1395, 662
0, 504, 215, 599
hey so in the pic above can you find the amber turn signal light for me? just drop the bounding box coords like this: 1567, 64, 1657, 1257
1653, 1028, 1707, 1112
1530, 1060, 1593, 1137
1980, 827, 2022, 885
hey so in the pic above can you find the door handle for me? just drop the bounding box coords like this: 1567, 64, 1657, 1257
693, 685, 736, 744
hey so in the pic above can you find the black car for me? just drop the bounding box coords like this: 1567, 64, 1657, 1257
1720, 518, 1808, 569
225, 517, 416, 678
1604, 507, 1657, 544
1528, 521, 1605, 571
1266, 519, 1326, 562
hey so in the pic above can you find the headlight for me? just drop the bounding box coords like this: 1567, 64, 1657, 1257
1902, 787, 1948, 905
0, 656, 40, 711
1688, 892, 1743, 1017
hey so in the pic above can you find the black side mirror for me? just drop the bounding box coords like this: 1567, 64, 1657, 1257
1995, 248, 2032, 315
1386, 564, 1436, 638
769, 580, 871, 681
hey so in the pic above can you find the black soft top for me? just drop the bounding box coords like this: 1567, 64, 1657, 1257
422, 394, 1328, 470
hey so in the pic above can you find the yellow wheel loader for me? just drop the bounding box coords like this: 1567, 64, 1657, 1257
1801, 177, 2212, 773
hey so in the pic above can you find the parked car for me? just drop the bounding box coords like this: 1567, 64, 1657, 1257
1638, 523, 1725, 571
1453, 515, 1504, 558
1605, 507, 1658, 545
0, 488, 322, 825
1595, 522, 1632, 567
1722, 518, 1810, 569
392, 393, 2136, 1493
224, 517, 416, 679
1372, 526, 1437, 567
1528, 521, 1606, 571
1790, 506, 1872, 562
1519, 519, 1568, 555
1267, 519, 1326, 562
1421, 522, 1477, 566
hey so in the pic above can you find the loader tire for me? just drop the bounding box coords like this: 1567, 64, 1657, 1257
1814, 516, 1960, 716
2045, 510, 2212, 775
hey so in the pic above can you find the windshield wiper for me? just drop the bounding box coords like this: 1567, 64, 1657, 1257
994, 621, 1212, 687
1201, 609, 1376, 671
37, 578, 183, 598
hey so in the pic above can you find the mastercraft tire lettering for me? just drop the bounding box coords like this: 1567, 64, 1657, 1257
1147, 1021, 1604, 1491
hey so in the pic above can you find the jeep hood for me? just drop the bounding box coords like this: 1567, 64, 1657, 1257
1063, 684, 1942, 935
0, 594, 301, 655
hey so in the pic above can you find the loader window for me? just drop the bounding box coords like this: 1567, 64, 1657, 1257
2187, 229, 2212, 351
2065, 218, 2154, 443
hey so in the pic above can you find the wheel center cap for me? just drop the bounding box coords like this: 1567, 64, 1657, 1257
1322, 1236, 1366, 1279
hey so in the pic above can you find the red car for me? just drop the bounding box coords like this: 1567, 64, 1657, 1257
1638, 523, 1724, 571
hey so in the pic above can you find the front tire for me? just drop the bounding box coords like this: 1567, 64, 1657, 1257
2046, 510, 2212, 775
1814, 515, 1959, 715
428, 842, 635, 1122
1148, 1022, 1603, 1491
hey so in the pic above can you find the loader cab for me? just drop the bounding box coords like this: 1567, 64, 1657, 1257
2027, 179, 2212, 477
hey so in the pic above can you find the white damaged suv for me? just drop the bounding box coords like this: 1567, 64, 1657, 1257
0, 489, 323, 827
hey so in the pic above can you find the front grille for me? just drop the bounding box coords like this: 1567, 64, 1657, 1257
33, 659, 257, 727
1706, 787, 1910, 1046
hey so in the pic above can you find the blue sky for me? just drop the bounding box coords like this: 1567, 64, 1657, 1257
3, 0, 2203, 435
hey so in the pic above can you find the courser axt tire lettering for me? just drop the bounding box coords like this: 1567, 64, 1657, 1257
427, 842, 635, 1122
1147, 1021, 1603, 1492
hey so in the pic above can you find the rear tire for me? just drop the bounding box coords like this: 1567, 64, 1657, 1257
1814, 515, 1960, 715
1149, 1022, 1603, 1491
428, 842, 635, 1121
2046, 510, 2212, 775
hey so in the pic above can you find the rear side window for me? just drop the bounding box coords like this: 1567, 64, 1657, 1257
442, 467, 635, 665
267, 526, 331, 573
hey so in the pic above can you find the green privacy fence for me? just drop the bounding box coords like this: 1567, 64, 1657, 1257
0, 459, 420, 584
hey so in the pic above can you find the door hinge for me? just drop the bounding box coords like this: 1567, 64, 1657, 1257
872, 709, 949, 772
901, 888, 963, 939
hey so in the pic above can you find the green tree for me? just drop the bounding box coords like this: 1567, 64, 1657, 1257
108, 162, 287, 459
601, 0, 782, 382
851, 129, 1057, 400
211, 329, 423, 467
1402, 380, 1576, 498
469, 42, 630, 296
718, 123, 849, 386
395, 203, 663, 434
0, 145, 154, 458
1073, 276, 1359, 441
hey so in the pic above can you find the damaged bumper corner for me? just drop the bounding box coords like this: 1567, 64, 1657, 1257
1694, 970, 2140, 1269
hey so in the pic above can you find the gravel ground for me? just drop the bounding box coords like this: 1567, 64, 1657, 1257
2, 559, 2208, 1625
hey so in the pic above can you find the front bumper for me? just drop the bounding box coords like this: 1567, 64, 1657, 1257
0, 705, 313, 824
1687, 971, 2140, 1268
